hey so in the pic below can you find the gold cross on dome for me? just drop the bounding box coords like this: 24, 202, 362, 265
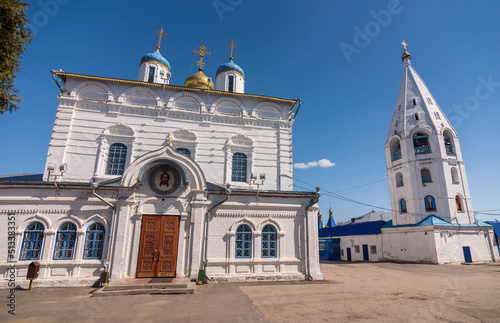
402, 40, 408, 50
154, 26, 168, 51
226, 39, 239, 60
193, 45, 211, 71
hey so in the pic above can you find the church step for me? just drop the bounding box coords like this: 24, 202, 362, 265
103, 283, 189, 291
92, 286, 195, 297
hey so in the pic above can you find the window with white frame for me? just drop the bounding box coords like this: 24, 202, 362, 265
98, 124, 135, 176
225, 135, 253, 184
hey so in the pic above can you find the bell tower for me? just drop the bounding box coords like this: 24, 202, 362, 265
384, 42, 474, 226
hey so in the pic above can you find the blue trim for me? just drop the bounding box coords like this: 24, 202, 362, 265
83, 223, 105, 259
262, 225, 277, 258
20, 222, 44, 260
53, 222, 77, 260
236, 224, 252, 258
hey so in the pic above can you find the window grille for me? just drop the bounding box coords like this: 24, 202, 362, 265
176, 147, 191, 158
20, 222, 44, 260
262, 225, 277, 258
228, 75, 234, 92
54, 222, 77, 260
236, 224, 252, 258
84, 223, 105, 259
231, 152, 247, 182
105, 143, 127, 175
148, 66, 155, 82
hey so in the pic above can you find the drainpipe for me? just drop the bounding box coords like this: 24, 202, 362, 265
90, 182, 116, 282
200, 184, 231, 283
304, 187, 320, 281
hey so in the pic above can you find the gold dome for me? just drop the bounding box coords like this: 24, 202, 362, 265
184, 69, 214, 90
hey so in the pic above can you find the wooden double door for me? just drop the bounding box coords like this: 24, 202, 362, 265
137, 215, 180, 278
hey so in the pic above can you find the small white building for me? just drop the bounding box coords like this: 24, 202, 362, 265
0, 34, 323, 287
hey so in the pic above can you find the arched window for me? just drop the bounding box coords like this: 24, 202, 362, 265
413, 132, 431, 155
262, 225, 277, 258
451, 167, 459, 184
84, 223, 105, 259
390, 138, 402, 161
176, 147, 191, 158
421, 168, 432, 184
455, 195, 463, 212
399, 198, 407, 213
54, 222, 77, 260
236, 224, 252, 258
20, 222, 44, 260
443, 130, 455, 155
105, 143, 127, 175
231, 152, 247, 182
396, 173, 404, 187
424, 195, 436, 211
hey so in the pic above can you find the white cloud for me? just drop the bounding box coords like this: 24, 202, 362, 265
294, 158, 336, 169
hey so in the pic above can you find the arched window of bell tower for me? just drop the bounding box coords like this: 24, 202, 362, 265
424, 195, 436, 211
390, 137, 402, 161
413, 131, 431, 155
396, 173, 404, 187
455, 195, 464, 212
421, 168, 432, 184
443, 130, 455, 155
399, 198, 407, 213
451, 167, 460, 184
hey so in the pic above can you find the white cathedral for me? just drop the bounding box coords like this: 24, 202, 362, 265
0, 32, 323, 287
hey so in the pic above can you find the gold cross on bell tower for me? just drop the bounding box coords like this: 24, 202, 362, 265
401, 40, 408, 51
193, 45, 211, 71
154, 26, 168, 51
226, 39, 239, 61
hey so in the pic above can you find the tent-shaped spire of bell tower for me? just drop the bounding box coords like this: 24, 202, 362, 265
384, 41, 475, 226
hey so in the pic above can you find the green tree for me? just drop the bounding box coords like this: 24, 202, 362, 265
0, 0, 33, 114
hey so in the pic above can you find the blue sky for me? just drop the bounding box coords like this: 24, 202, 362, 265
2, 0, 499, 222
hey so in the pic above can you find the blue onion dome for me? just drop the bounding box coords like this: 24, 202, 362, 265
216, 59, 245, 79
141, 50, 171, 72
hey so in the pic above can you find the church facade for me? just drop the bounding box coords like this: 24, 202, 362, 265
0, 35, 323, 287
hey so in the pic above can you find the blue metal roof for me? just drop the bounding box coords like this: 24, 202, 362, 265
0, 174, 43, 182
486, 221, 500, 237
383, 215, 493, 228
216, 60, 245, 78
141, 50, 171, 72
319, 220, 386, 238
326, 216, 336, 228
